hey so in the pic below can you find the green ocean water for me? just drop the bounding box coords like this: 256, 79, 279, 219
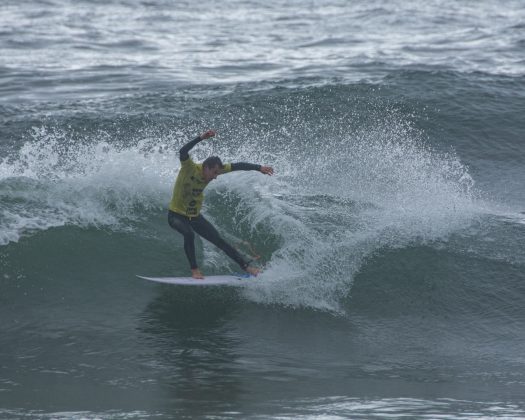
2, 0, 525, 418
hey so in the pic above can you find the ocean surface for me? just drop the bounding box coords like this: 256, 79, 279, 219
1, 0, 525, 418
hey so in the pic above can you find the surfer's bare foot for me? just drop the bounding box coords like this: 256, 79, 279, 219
245, 266, 260, 276
191, 268, 204, 279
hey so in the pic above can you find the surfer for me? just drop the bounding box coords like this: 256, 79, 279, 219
168, 130, 274, 279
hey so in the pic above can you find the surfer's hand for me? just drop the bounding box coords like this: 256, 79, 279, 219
200, 130, 216, 140
260, 166, 274, 176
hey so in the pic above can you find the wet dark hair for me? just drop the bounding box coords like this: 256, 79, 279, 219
203, 156, 223, 170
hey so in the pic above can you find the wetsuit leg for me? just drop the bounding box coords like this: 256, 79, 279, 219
168, 211, 198, 269
190, 215, 249, 270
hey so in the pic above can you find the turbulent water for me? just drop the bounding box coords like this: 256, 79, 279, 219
1, 0, 525, 418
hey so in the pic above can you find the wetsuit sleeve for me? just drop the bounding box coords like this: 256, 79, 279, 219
230, 162, 262, 172
179, 136, 203, 161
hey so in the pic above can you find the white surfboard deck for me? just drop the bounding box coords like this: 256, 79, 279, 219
137, 274, 255, 286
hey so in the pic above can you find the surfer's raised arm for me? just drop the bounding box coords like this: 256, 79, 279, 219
179, 130, 273, 176
179, 130, 216, 161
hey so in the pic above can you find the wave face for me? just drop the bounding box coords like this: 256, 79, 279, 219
2, 83, 502, 312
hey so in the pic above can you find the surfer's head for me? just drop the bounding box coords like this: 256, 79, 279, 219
202, 156, 223, 182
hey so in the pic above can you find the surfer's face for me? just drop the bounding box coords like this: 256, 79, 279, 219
203, 164, 221, 182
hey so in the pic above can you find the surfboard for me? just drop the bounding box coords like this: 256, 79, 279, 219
136, 274, 255, 286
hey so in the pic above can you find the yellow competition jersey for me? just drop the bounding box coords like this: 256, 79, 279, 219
169, 159, 232, 217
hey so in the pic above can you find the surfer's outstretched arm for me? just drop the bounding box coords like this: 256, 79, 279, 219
179, 130, 216, 161
230, 162, 274, 175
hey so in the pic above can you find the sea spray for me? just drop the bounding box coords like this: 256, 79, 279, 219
1, 98, 485, 312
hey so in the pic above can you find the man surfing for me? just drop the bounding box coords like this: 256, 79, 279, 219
168, 130, 274, 279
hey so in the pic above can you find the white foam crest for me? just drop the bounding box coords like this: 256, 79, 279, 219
305, 119, 482, 240
0, 127, 182, 245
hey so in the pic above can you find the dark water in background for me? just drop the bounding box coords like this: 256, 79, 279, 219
1, 0, 525, 418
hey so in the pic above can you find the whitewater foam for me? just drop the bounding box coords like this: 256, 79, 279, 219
221, 115, 486, 311
0, 115, 488, 311
0, 127, 176, 245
